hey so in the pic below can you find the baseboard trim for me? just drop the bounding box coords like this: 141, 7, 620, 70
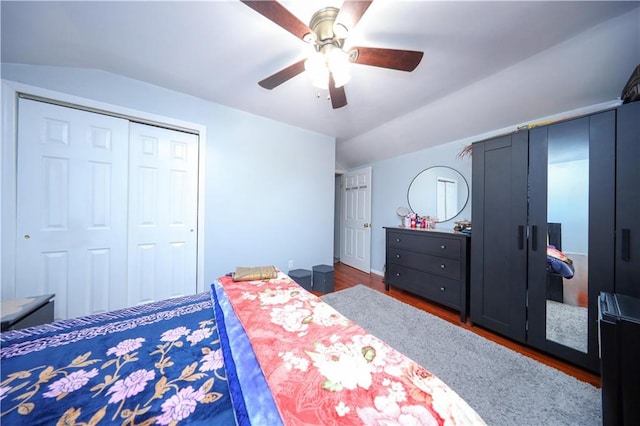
370, 268, 384, 277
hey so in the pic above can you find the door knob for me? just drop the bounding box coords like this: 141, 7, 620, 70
364, 223, 371, 228
24, 234, 30, 240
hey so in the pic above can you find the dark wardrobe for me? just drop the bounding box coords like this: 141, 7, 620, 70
598, 101, 640, 424
469, 105, 634, 372
616, 101, 640, 299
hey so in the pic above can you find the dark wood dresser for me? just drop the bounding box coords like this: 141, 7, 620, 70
384, 227, 470, 322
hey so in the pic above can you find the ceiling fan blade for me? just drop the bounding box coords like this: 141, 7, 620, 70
241, 1, 313, 41
336, 0, 373, 31
258, 59, 306, 90
350, 46, 424, 72
329, 73, 348, 109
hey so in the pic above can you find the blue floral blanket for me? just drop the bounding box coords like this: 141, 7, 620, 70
0, 292, 237, 425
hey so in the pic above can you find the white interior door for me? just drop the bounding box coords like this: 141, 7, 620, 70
341, 167, 372, 273
436, 177, 458, 221
127, 123, 199, 305
16, 99, 129, 320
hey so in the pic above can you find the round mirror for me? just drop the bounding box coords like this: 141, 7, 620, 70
407, 166, 469, 222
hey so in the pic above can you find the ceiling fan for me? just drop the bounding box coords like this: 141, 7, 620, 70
241, 0, 424, 109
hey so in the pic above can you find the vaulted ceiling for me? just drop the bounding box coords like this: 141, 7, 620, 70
2, 1, 639, 169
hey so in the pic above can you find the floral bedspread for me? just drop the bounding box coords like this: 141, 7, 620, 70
0, 293, 237, 425
215, 272, 486, 426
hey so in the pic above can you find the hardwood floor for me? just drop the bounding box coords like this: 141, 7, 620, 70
331, 261, 601, 388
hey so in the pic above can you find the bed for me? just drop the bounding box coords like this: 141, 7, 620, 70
1, 271, 485, 425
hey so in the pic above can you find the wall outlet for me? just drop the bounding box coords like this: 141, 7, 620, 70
288, 260, 294, 269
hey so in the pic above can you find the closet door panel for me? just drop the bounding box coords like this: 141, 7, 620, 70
616, 102, 640, 298
470, 132, 527, 342
128, 123, 199, 306
16, 99, 129, 320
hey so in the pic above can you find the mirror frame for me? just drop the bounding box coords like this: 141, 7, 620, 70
407, 166, 469, 223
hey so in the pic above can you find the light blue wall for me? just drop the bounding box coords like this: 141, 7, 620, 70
1, 64, 336, 285
548, 160, 589, 254
368, 141, 472, 274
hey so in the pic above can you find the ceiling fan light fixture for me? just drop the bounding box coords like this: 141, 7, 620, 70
327, 48, 351, 88
309, 7, 340, 41
331, 69, 351, 88
302, 32, 317, 43
304, 45, 351, 89
304, 52, 330, 89
311, 74, 329, 90
333, 22, 349, 39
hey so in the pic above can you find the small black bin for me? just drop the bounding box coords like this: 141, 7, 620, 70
312, 264, 334, 293
289, 269, 312, 291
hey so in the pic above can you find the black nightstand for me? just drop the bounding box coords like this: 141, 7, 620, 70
599, 292, 640, 426
1, 294, 55, 332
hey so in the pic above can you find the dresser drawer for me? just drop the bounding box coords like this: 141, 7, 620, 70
384, 227, 470, 322
386, 264, 461, 308
387, 248, 461, 280
387, 231, 461, 258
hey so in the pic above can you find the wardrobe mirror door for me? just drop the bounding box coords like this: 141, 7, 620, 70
545, 118, 589, 353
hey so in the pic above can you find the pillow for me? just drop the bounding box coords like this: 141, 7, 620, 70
232, 266, 278, 282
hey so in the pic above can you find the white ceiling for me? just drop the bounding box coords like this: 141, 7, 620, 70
2, 1, 639, 169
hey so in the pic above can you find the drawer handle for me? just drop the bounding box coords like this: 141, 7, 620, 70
395, 254, 401, 259
396, 273, 401, 277
396, 238, 401, 242
440, 264, 446, 269
440, 287, 445, 292
440, 244, 446, 249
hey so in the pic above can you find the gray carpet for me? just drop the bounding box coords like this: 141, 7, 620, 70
321, 285, 601, 426
546, 299, 588, 353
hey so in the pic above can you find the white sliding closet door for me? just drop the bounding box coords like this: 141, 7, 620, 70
16, 99, 130, 320
127, 123, 198, 305
15, 99, 200, 320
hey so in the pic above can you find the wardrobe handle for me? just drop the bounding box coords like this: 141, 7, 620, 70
622, 229, 631, 261
518, 226, 524, 250
531, 225, 538, 251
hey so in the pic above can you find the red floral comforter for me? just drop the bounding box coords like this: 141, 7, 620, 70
216, 272, 485, 425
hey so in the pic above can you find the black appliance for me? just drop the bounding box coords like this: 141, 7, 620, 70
599, 292, 640, 426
